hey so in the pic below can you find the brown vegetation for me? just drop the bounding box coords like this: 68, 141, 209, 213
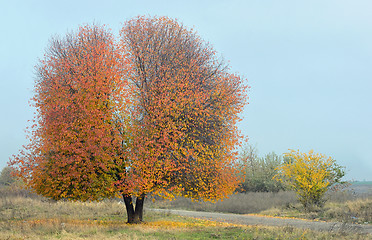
1, 188, 370, 239
147, 191, 297, 214
148, 186, 372, 224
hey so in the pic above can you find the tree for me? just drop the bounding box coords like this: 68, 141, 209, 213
238, 145, 285, 192
274, 149, 346, 210
9, 17, 247, 224
0, 166, 17, 186
118, 16, 247, 222
9, 24, 131, 201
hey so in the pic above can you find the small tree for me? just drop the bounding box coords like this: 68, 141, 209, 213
239, 145, 284, 192
0, 166, 16, 186
274, 149, 346, 210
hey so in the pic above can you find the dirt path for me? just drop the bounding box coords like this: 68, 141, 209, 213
148, 208, 372, 235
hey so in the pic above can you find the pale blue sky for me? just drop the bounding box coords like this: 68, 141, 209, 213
1, 0, 371, 180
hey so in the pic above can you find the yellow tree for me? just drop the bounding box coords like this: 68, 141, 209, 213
274, 149, 345, 210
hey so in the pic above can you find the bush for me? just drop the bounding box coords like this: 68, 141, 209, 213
274, 149, 346, 211
0, 166, 33, 198
238, 145, 285, 192
0, 166, 16, 186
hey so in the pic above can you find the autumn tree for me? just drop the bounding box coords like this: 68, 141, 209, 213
9, 24, 132, 201
118, 16, 247, 222
274, 149, 346, 210
9, 17, 247, 224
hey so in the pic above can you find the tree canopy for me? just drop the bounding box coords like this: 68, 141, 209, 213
119, 16, 247, 201
10, 24, 132, 201
9, 16, 248, 223
274, 149, 346, 210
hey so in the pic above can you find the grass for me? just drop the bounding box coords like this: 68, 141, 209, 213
147, 191, 298, 214
259, 198, 372, 224
255, 188, 372, 224
147, 184, 372, 224
0, 187, 371, 239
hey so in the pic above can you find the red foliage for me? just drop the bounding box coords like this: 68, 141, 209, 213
119, 16, 247, 201
9, 17, 248, 207
9, 25, 132, 201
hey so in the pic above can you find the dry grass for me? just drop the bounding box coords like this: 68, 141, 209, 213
1, 188, 370, 239
148, 184, 372, 223
322, 198, 372, 223
0, 195, 126, 222
259, 194, 372, 224
147, 191, 298, 214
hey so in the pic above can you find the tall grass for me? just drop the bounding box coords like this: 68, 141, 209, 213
147, 191, 297, 214
147, 187, 372, 224
0, 186, 370, 239
0, 194, 126, 222
322, 198, 372, 223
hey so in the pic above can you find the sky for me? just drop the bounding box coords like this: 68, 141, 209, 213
1, 0, 371, 181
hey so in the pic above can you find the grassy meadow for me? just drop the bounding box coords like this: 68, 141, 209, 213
147, 183, 372, 224
1, 184, 371, 239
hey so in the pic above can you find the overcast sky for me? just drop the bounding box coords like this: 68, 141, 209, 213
1, 0, 371, 180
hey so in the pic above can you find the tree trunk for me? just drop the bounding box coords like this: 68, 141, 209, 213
123, 195, 135, 223
134, 194, 145, 221
122, 194, 146, 223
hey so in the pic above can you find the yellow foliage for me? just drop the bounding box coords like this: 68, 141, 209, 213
274, 149, 345, 210
144, 219, 241, 229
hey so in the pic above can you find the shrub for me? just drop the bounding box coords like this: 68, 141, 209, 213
274, 149, 346, 211
238, 145, 285, 192
0, 166, 16, 186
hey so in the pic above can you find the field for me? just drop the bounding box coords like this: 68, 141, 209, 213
147, 182, 372, 224
0, 183, 371, 239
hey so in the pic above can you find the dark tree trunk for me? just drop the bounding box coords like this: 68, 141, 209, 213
122, 194, 146, 223
123, 195, 135, 223
134, 194, 145, 221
